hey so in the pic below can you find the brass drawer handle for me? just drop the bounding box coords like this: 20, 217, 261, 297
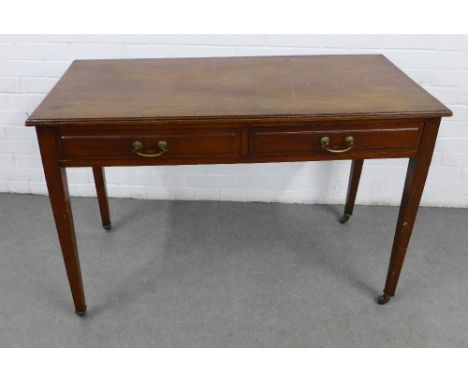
131, 140, 168, 158
320, 136, 354, 153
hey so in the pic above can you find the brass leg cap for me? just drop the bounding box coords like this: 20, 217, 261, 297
103, 224, 112, 230
339, 214, 351, 224
377, 294, 393, 305
75, 306, 87, 317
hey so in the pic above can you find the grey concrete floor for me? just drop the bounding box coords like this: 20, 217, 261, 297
0, 193, 467, 347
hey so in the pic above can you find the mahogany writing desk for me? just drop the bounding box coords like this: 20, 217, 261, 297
26, 55, 452, 316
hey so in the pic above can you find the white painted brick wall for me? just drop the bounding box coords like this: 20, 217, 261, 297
1, 35, 467, 207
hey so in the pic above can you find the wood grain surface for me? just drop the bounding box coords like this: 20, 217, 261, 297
26, 55, 452, 126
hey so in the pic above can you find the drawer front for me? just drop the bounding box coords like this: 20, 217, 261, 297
58, 127, 241, 162
251, 122, 423, 158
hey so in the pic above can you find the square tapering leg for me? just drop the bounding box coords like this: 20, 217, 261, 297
378, 118, 440, 304
36, 127, 87, 316
92, 167, 111, 229
340, 159, 364, 223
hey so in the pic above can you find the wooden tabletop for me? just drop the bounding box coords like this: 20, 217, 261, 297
26, 55, 452, 126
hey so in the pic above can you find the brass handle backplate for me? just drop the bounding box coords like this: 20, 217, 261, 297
320, 136, 354, 154
131, 140, 168, 158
